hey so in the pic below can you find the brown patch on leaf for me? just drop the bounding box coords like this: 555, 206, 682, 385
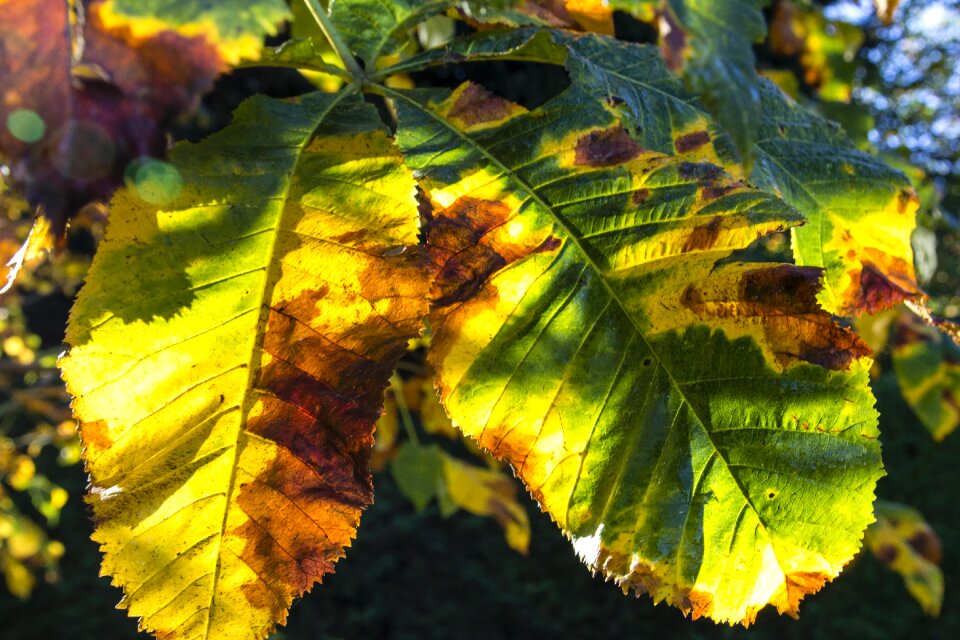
856, 262, 916, 314
781, 571, 830, 617
683, 216, 724, 252
574, 126, 642, 168
897, 188, 918, 215
682, 265, 870, 371
632, 188, 651, 205
534, 235, 562, 253
448, 83, 519, 127
675, 130, 711, 154
678, 162, 724, 181
907, 529, 943, 564
425, 197, 513, 307
230, 232, 429, 618
739, 265, 823, 314
658, 7, 688, 72
701, 183, 743, 201
875, 544, 898, 565
79, 418, 112, 454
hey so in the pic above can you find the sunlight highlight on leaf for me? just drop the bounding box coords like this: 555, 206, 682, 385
60, 90, 429, 640
393, 79, 883, 625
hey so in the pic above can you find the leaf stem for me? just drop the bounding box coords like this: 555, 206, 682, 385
302, 0, 364, 80
390, 373, 420, 445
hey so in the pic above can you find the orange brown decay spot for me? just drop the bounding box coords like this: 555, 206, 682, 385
574, 125, 643, 168
683, 589, 714, 622
897, 188, 918, 214
632, 188, 651, 205
674, 131, 711, 154
682, 265, 870, 371
448, 83, 519, 127
856, 262, 916, 314
781, 571, 830, 618
874, 544, 898, 565
79, 419, 113, 453
907, 529, 943, 564
682, 216, 724, 252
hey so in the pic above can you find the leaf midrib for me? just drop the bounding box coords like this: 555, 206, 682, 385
202, 86, 355, 640
383, 84, 779, 569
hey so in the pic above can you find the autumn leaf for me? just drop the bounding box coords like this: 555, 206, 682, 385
391, 80, 882, 624
866, 501, 943, 616
379, 29, 741, 171
657, 0, 770, 163
892, 313, 960, 441
391, 442, 531, 553
59, 90, 429, 640
94, 0, 291, 65
750, 79, 922, 317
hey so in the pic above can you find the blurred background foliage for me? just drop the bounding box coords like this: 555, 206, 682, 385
0, 0, 959, 638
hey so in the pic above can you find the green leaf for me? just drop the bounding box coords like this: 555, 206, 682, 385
391, 80, 882, 624
892, 313, 960, 441
330, 0, 455, 69
59, 90, 429, 640
750, 79, 922, 317
662, 0, 771, 164
392, 443, 445, 511
379, 30, 741, 170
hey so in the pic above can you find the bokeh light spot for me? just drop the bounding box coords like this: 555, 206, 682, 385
127, 158, 183, 205
6, 109, 45, 143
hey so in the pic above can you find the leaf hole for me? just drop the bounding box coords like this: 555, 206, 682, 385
642, 358, 652, 366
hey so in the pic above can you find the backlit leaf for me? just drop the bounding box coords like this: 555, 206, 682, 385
331, 0, 455, 69
392, 80, 882, 624
866, 501, 943, 616
380, 30, 741, 171
750, 80, 922, 317
659, 0, 770, 163
59, 90, 429, 640
892, 313, 960, 441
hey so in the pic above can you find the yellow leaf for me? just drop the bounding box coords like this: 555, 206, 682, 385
60, 92, 429, 640
866, 501, 943, 616
441, 454, 531, 554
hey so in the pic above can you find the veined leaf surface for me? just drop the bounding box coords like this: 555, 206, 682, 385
388, 31, 922, 318
660, 0, 770, 162
381, 30, 740, 171
751, 80, 921, 316
392, 81, 882, 624
59, 91, 428, 640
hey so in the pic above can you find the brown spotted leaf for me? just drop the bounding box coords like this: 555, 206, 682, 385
866, 501, 943, 616
392, 81, 883, 624
751, 79, 923, 317
59, 91, 429, 640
